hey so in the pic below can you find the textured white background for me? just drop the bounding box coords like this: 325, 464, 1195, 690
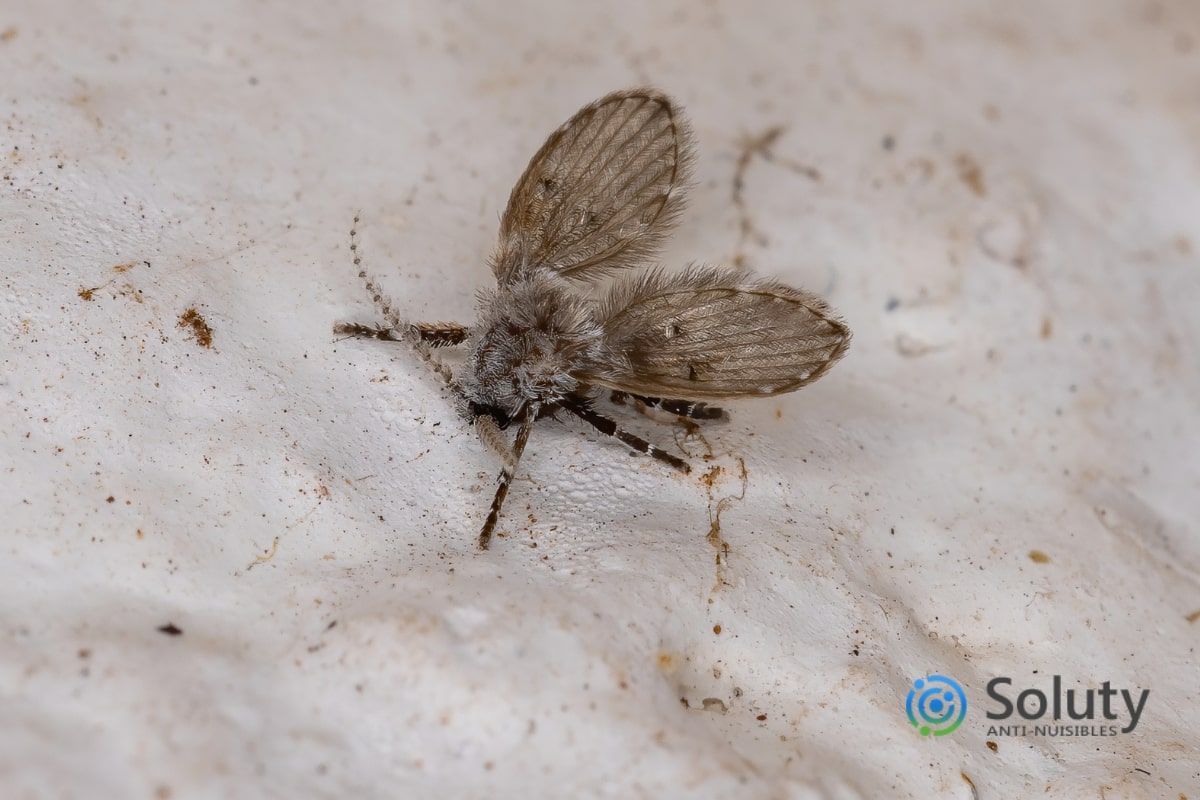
2, 1, 1199, 798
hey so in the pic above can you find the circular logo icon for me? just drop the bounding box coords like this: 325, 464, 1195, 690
906, 674, 967, 736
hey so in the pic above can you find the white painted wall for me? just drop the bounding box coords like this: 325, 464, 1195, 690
3, 1, 1198, 797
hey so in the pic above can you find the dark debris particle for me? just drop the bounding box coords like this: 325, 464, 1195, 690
105, 496, 115, 503
756, 713, 767, 721
885, 297, 900, 312
157, 623, 183, 636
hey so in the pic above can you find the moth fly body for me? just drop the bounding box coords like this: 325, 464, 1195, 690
336, 88, 851, 549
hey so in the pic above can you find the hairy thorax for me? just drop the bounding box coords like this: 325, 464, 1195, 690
463, 275, 604, 417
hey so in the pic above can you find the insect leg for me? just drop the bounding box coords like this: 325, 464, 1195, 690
610, 391, 726, 421
334, 321, 470, 347
333, 322, 402, 341
411, 322, 470, 347
478, 404, 538, 550
564, 399, 691, 474
475, 414, 514, 467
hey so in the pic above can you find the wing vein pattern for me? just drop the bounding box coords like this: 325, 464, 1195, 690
491, 89, 694, 285
582, 266, 851, 400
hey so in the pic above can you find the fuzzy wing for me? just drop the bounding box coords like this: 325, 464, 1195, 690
582, 267, 850, 400
491, 88, 693, 285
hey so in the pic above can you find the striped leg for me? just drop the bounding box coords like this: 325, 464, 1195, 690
334, 321, 469, 347
333, 322, 402, 341
610, 391, 726, 421
564, 400, 691, 475
475, 414, 514, 465
478, 404, 538, 550
411, 322, 469, 347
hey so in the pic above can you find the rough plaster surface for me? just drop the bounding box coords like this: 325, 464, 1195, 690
2, 1, 1199, 798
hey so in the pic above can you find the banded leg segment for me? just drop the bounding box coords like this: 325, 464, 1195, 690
333, 322, 403, 341
334, 321, 469, 347
610, 391, 726, 421
564, 400, 691, 474
475, 415, 515, 467
478, 404, 538, 550
412, 322, 469, 347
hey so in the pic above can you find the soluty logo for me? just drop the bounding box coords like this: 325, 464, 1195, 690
906, 674, 967, 737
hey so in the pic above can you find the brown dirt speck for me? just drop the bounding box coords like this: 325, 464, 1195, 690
955, 153, 986, 197
756, 713, 767, 721
712, 624, 722, 635
1028, 549, 1051, 563
157, 623, 183, 636
1185, 609, 1200, 624
986, 740, 998, 752
78, 287, 97, 301
178, 308, 213, 348
700, 465, 723, 490
0, 27, 17, 43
